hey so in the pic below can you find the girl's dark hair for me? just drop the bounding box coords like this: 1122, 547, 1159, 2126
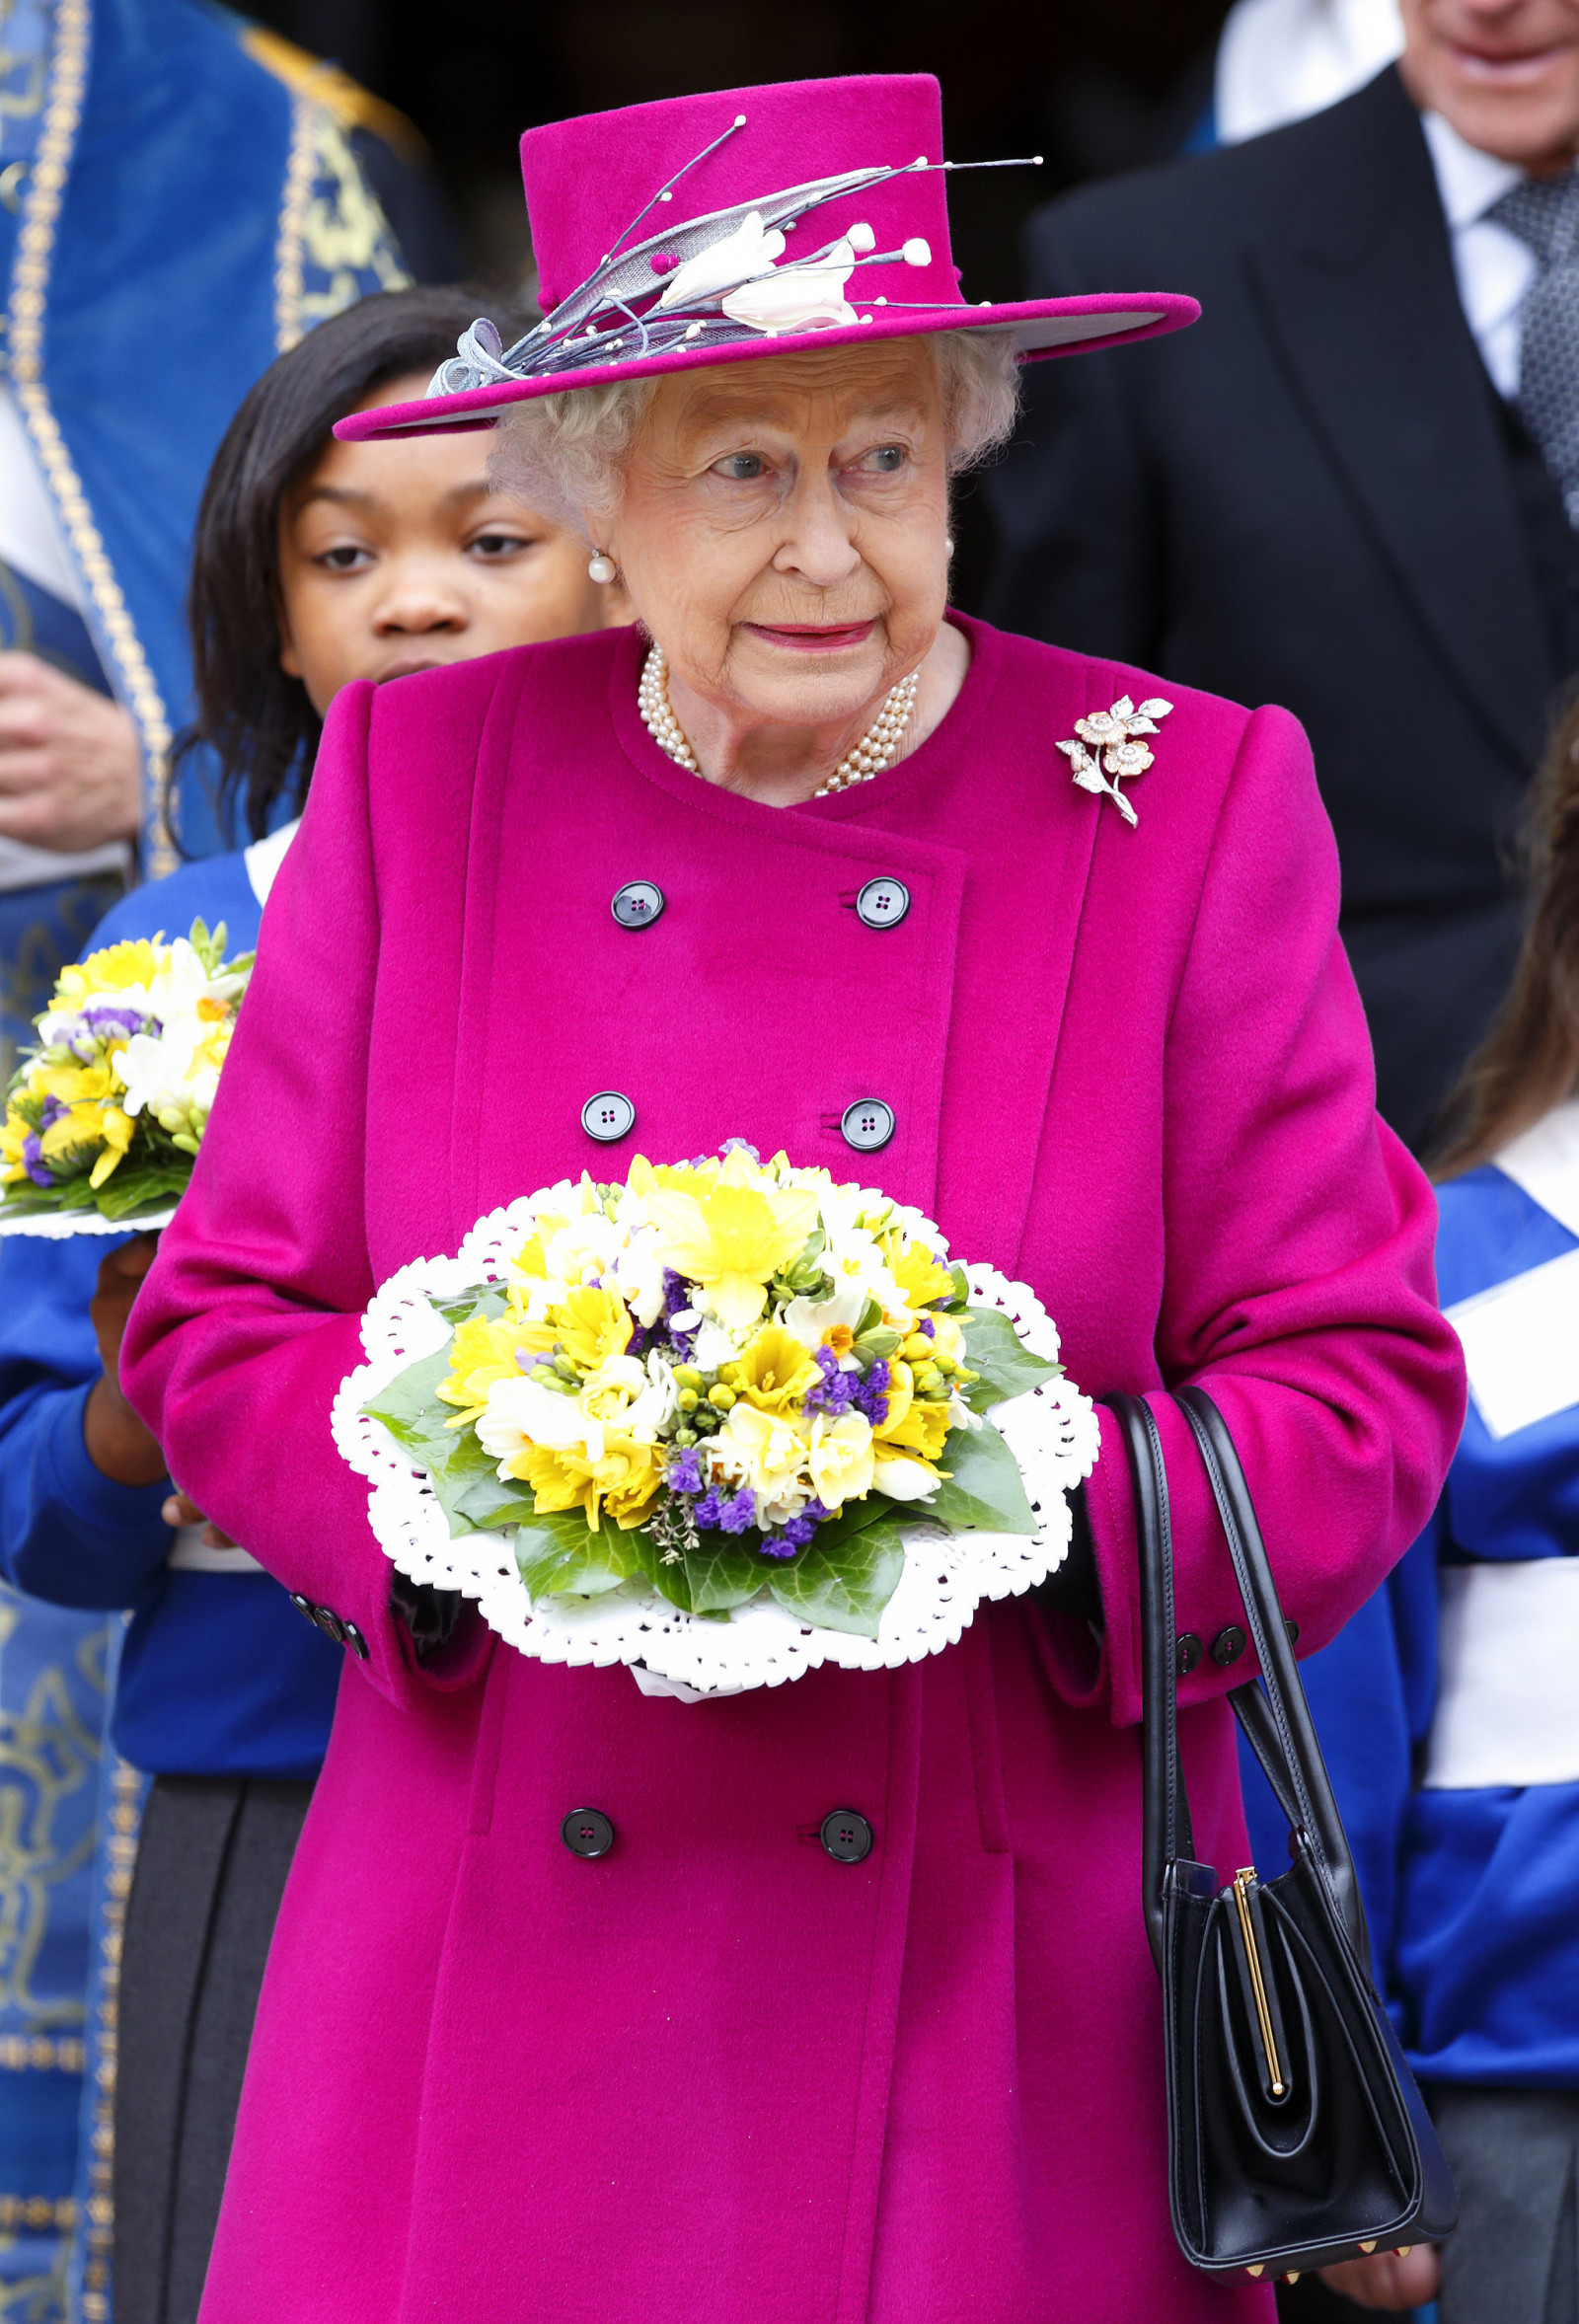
174, 285, 532, 845
1437, 687, 1579, 1175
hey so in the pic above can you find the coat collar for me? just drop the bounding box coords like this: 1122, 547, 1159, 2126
1246, 66, 1553, 765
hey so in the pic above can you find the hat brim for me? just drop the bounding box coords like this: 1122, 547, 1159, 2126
334, 291, 1198, 440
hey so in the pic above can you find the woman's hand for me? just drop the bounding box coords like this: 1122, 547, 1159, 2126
84, 1235, 170, 1486
1318, 2245, 1441, 2308
0, 653, 142, 852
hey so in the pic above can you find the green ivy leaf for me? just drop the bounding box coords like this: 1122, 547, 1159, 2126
922, 1416, 1038, 1537
768, 1520, 907, 1638
680, 1532, 770, 1614
431, 1284, 507, 1327
628, 1524, 696, 1612
515, 1513, 637, 1599
960, 1306, 1063, 1407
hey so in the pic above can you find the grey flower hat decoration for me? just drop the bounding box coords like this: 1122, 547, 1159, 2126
336, 74, 1198, 444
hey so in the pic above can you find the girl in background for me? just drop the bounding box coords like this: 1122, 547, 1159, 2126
0, 281, 627, 2324
1311, 700, 1579, 2321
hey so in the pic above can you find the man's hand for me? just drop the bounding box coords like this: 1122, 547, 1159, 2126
1319, 2244, 1441, 2309
0, 652, 141, 852
83, 1234, 167, 1486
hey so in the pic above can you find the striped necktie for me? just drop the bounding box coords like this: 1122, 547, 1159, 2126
1490, 169, 1579, 524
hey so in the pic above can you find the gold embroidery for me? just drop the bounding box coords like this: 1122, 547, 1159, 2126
78, 1761, 140, 2323
0, 2034, 85, 2071
6, 0, 178, 875
275, 103, 407, 352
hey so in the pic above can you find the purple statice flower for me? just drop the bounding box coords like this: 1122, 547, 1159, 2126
21, 1132, 52, 1188
719, 1138, 760, 1161
693, 1488, 726, 1531
759, 1499, 828, 1557
802, 1344, 855, 1416
718, 1487, 757, 1536
515, 1348, 554, 1373
918, 1316, 936, 1339
666, 1445, 705, 1496
854, 1360, 891, 1427
660, 1267, 698, 1358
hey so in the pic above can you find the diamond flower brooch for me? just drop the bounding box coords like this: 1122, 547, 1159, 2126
1058, 694, 1173, 827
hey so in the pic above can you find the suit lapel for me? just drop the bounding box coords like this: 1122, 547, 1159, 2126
1247, 69, 1552, 764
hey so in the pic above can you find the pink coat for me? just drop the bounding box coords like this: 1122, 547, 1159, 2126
124, 616, 1465, 2323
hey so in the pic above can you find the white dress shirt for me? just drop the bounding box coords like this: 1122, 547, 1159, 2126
1419, 111, 1533, 400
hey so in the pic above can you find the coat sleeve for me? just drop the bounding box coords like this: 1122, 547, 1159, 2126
980, 211, 1165, 663
121, 682, 492, 1713
1066, 703, 1466, 1728
0, 1237, 173, 1609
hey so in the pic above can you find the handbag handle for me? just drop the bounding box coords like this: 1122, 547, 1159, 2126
1110, 1387, 1371, 1981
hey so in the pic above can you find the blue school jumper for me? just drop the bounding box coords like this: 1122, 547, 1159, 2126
0, 834, 341, 1782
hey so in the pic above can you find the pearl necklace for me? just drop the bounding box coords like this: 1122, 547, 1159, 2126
637, 644, 921, 798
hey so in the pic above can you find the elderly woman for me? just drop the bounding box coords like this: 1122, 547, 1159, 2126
123, 73, 1464, 2324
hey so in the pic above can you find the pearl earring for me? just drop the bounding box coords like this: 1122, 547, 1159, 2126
588, 552, 618, 584
945, 537, 955, 555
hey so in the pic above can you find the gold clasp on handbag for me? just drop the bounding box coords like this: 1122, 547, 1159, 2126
1234, 1869, 1285, 2100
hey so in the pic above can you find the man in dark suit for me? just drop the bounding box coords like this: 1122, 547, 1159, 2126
986, 0, 1579, 1155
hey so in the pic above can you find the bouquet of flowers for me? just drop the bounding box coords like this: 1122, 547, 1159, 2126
339, 1147, 1099, 1691
0, 921, 253, 1236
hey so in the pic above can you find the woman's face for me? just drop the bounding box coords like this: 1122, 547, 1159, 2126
277, 371, 627, 715
605, 338, 950, 736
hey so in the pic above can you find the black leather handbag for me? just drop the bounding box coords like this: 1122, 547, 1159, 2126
1107, 1386, 1457, 2287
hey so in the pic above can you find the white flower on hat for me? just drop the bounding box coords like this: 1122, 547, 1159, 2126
657, 210, 786, 309
722, 239, 859, 334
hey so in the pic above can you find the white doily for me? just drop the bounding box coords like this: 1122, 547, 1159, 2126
0, 1205, 177, 1239
332, 1199, 1100, 1695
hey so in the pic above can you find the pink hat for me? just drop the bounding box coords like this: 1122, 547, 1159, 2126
338, 74, 1197, 442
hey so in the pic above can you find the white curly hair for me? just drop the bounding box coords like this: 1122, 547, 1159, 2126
489, 329, 1020, 544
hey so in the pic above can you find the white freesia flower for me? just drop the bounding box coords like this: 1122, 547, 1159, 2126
946, 1388, 983, 1434
722, 244, 858, 335
688, 1317, 738, 1373
658, 210, 785, 309
801, 1411, 874, 1512
114, 1019, 214, 1120
871, 1451, 941, 1502
610, 1227, 668, 1327
477, 1375, 587, 1471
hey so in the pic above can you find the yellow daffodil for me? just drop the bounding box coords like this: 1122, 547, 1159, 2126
731, 1324, 821, 1413
36, 1060, 115, 1107
927, 1312, 967, 1367
642, 1147, 817, 1332
715, 1402, 807, 1506
800, 1410, 875, 1512
513, 1435, 662, 1532
881, 1232, 955, 1314
55, 937, 161, 1005
88, 1107, 135, 1187
872, 1359, 951, 1464
557, 1285, 633, 1375
38, 1102, 108, 1162
438, 1313, 556, 1426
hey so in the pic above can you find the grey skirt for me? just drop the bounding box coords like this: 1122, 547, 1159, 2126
113, 1775, 312, 2324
